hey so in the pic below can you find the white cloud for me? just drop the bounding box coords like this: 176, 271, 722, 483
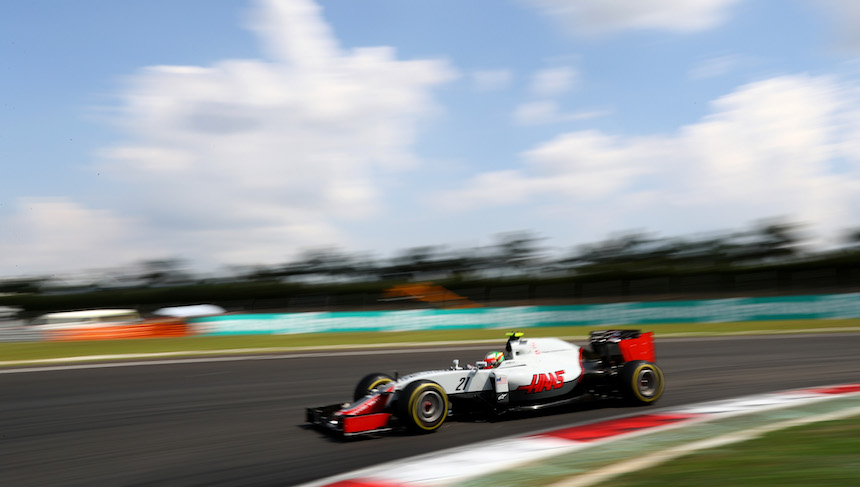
513, 101, 558, 125
0, 0, 456, 276
513, 101, 608, 126
442, 74, 860, 246
246, 0, 339, 66
512, 66, 597, 125
530, 66, 578, 97
471, 69, 512, 91
523, 0, 741, 36
68, 0, 454, 270
689, 54, 744, 79
0, 198, 155, 276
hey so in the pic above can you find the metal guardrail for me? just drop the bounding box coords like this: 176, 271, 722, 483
0, 322, 43, 342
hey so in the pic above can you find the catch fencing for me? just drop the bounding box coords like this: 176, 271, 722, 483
5, 293, 860, 342
187, 292, 860, 336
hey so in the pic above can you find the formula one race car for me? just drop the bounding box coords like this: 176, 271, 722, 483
306, 330, 664, 436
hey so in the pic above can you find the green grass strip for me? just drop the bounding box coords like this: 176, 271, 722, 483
607, 414, 860, 487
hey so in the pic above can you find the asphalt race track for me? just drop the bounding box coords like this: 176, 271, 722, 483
2, 333, 859, 487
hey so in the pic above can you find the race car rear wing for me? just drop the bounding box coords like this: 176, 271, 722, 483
589, 329, 656, 364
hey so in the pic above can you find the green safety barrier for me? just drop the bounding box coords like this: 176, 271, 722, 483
187, 293, 860, 335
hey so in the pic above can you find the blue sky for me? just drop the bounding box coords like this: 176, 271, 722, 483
3, 0, 860, 278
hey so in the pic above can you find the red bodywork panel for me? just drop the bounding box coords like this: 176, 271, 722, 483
332, 384, 395, 435
339, 395, 386, 416
618, 331, 656, 363
342, 413, 392, 434
338, 384, 393, 416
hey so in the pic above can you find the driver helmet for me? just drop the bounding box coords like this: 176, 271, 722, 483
483, 351, 505, 368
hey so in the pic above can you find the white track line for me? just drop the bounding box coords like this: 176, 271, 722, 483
5, 331, 858, 370
0, 344, 496, 373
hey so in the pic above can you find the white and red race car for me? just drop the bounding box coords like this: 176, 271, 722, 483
306, 330, 665, 436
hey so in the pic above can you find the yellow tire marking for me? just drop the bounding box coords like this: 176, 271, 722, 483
632, 363, 664, 402
368, 378, 392, 392
409, 383, 449, 431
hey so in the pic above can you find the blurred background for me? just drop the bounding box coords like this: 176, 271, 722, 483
3, 5, 860, 485
3, 220, 860, 321
3, 0, 860, 318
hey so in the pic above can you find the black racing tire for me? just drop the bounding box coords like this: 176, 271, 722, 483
620, 360, 665, 405
353, 373, 395, 401
396, 380, 449, 433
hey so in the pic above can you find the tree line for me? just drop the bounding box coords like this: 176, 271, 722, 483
0, 220, 854, 293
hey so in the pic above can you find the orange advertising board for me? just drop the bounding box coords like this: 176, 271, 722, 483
44, 318, 190, 342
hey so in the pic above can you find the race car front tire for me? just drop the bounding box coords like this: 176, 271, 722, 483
354, 373, 395, 401
620, 361, 665, 404
397, 380, 449, 433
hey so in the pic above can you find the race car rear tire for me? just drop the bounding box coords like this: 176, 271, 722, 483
620, 361, 665, 405
354, 373, 395, 401
397, 380, 449, 433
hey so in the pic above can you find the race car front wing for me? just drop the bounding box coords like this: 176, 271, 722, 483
307, 387, 396, 436
306, 403, 393, 436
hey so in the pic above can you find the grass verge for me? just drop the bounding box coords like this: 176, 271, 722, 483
607, 414, 860, 487
1, 319, 859, 364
